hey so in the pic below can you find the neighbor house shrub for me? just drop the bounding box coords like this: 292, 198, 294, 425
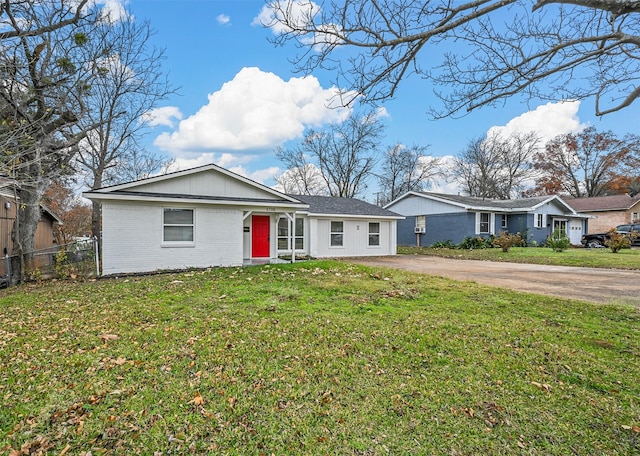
545, 228, 571, 252
458, 236, 492, 250
492, 231, 523, 252
430, 240, 455, 249
605, 228, 638, 253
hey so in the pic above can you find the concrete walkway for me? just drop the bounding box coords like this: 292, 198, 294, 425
348, 255, 640, 307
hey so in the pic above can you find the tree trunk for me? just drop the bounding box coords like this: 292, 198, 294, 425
10, 182, 45, 285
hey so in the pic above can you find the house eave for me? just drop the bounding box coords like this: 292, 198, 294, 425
83, 191, 309, 210
310, 212, 405, 220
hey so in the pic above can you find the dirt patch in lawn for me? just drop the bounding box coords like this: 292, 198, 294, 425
348, 255, 640, 307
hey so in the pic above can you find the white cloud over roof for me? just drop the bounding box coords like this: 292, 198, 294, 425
487, 100, 587, 144
153, 67, 351, 153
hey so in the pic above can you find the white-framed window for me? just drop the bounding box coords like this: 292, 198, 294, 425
632, 212, 639, 223
534, 213, 546, 228
330, 221, 344, 247
416, 215, 426, 230
368, 222, 380, 246
476, 212, 493, 234
277, 217, 304, 250
163, 208, 194, 243
501, 214, 508, 229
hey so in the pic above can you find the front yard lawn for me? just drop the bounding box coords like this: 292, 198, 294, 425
1, 261, 639, 454
399, 245, 640, 269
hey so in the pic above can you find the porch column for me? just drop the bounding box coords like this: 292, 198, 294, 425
291, 212, 296, 263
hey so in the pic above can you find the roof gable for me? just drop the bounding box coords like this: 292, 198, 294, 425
85, 164, 302, 205
386, 191, 564, 212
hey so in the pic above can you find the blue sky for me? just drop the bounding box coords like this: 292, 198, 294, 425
116, 0, 638, 194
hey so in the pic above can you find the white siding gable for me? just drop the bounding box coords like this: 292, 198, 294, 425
387, 194, 465, 216
129, 169, 285, 201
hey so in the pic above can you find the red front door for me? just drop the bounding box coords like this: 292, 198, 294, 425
252, 215, 270, 258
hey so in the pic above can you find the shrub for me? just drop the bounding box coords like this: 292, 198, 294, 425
545, 228, 571, 252
458, 236, 492, 250
430, 240, 455, 249
605, 228, 637, 253
492, 231, 523, 252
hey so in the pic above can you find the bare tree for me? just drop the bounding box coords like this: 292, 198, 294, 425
452, 131, 539, 199
0, 1, 169, 283
263, 1, 640, 117
276, 111, 383, 198
532, 127, 640, 197
0, 0, 104, 283
274, 163, 328, 195
74, 12, 176, 239
377, 144, 441, 205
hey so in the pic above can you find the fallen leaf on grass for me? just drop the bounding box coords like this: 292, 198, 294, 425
100, 334, 119, 343
190, 392, 204, 406
531, 381, 552, 392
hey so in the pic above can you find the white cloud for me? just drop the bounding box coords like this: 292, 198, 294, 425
216, 14, 231, 26
164, 152, 253, 173
229, 166, 281, 185
487, 100, 587, 145
163, 153, 279, 184
253, 1, 319, 34
143, 106, 183, 128
153, 67, 352, 153
254, 1, 342, 52
95, 0, 131, 23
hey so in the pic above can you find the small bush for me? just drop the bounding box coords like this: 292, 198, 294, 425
546, 228, 571, 252
458, 236, 493, 250
492, 231, 523, 252
430, 240, 455, 249
605, 228, 637, 253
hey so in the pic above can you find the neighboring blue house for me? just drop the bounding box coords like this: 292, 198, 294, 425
384, 192, 589, 247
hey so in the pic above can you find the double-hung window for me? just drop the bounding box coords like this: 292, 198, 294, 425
477, 212, 491, 234
330, 221, 343, 247
535, 213, 545, 228
163, 208, 194, 243
277, 217, 305, 250
368, 222, 380, 246
501, 214, 508, 229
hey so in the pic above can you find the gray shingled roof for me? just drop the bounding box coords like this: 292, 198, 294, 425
290, 195, 402, 217
419, 192, 554, 210
564, 194, 640, 212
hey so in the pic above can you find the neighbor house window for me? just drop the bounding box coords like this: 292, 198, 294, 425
501, 214, 507, 229
368, 222, 380, 246
277, 217, 305, 250
163, 208, 194, 243
633, 212, 639, 223
535, 213, 545, 228
330, 221, 343, 247
476, 212, 491, 234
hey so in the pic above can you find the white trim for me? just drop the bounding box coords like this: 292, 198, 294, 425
83, 191, 308, 210
475, 211, 494, 235
161, 207, 195, 247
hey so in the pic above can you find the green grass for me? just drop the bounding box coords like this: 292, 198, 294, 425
399, 245, 640, 269
1, 261, 639, 455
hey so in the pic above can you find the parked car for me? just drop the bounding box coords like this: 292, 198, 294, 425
582, 224, 640, 248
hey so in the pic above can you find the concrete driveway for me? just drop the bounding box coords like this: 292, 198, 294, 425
348, 255, 640, 307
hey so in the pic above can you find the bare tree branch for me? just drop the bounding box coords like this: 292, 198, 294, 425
264, 0, 640, 116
